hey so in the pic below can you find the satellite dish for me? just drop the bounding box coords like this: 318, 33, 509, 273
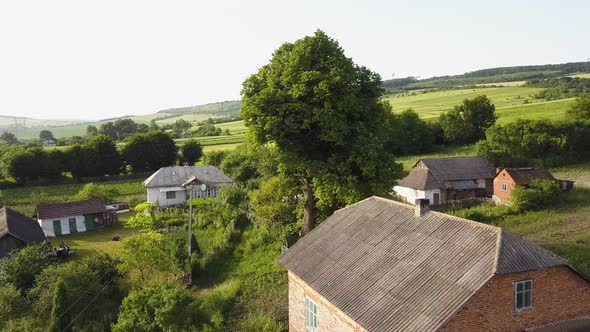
200, 184, 207, 191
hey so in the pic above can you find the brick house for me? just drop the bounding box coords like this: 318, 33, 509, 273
493, 167, 574, 205
278, 197, 590, 332
393, 157, 496, 206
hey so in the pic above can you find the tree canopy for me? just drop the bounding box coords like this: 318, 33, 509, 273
438, 95, 497, 144
567, 93, 590, 120
241, 30, 402, 233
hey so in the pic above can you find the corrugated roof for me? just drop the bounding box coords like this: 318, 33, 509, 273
279, 196, 570, 332
36, 199, 106, 220
418, 157, 496, 182
143, 166, 233, 188
502, 167, 555, 186
525, 316, 590, 332
0, 207, 46, 245
397, 169, 442, 190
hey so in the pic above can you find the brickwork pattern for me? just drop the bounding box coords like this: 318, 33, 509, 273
288, 271, 366, 332
440, 266, 590, 332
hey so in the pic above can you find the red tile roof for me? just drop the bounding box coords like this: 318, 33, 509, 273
36, 199, 106, 220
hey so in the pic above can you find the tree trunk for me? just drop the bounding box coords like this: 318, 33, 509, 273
302, 173, 316, 235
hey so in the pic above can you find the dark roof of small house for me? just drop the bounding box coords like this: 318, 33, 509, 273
417, 156, 496, 182
525, 316, 590, 332
501, 167, 555, 186
0, 207, 46, 244
143, 166, 233, 188
279, 196, 571, 332
36, 199, 106, 220
396, 168, 442, 190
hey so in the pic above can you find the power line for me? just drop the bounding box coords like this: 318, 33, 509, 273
62, 274, 118, 331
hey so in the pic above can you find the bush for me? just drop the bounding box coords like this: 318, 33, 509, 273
74, 183, 120, 204
511, 179, 561, 211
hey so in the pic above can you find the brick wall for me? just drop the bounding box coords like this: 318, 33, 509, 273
493, 169, 515, 201
440, 266, 590, 331
287, 271, 366, 332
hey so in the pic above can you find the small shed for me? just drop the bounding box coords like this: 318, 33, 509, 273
0, 207, 47, 258
36, 199, 115, 237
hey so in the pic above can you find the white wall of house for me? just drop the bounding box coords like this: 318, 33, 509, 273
393, 186, 441, 205
38, 215, 86, 237
146, 186, 223, 207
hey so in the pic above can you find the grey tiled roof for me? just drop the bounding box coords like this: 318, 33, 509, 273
0, 207, 46, 245
397, 168, 442, 190
418, 156, 496, 182
525, 316, 590, 332
279, 196, 571, 332
143, 166, 233, 188
502, 167, 555, 186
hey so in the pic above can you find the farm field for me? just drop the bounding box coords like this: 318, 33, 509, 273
384, 86, 543, 118
495, 98, 573, 123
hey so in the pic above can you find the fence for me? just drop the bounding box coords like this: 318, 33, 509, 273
222, 316, 288, 332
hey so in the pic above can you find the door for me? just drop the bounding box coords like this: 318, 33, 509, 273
53, 220, 62, 236
69, 218, 78, 233
84, 215, 95, 231
433, 193, 440, 205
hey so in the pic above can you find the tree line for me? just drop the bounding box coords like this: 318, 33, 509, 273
0, 132, 204, 184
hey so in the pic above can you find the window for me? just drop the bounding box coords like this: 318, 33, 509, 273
501, 183, 508, 191
166, 191, 176, 200
515, 280, 533, 311
305, 296, 318, 332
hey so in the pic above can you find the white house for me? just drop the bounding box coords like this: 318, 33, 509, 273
41, 138, 57, 147
36, 199, 112, 237
393, 157, 496, 205
143, 166, 234, 207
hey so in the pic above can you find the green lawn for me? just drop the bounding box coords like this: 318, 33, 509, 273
495, 98, 573, 123
50, 212, 138, 258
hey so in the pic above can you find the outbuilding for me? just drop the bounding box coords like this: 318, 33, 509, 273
36, 199, 114, 237
493, 167, 573, 205
0, 207, 47, 258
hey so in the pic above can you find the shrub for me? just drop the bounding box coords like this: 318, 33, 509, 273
74, 183, 120, 204
511, 179, 561, 211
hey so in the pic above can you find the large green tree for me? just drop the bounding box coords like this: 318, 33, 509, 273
122, 131, 177, 172
39, 130, 54, 141
439, 95, 497, 144
241, 30, 402, 233
567, 93, 590, 120
0, 132, 18, 145
179, 139, 203, 165
87, 135, 121, 175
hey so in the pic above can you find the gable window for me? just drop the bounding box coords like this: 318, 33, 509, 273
501, 183, 508, 191
515, 280, 533, 311
305, 296, 318, 332
166, 191, 176, 200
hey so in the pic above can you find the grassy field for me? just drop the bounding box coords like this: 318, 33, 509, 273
49, 212, 138, 258
385, 86, 544, 118
495, 98, 573, 123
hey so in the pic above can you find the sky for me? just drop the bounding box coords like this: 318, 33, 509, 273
1, 0, 589, 120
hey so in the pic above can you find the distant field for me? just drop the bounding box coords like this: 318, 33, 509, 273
496, 98, 573, 123
569, 73, 590, 79
385, 86, 543, 118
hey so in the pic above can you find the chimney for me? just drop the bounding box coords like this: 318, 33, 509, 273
415, 199, 430, 217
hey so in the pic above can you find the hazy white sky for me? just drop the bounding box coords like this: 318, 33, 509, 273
1, 0, 589, 120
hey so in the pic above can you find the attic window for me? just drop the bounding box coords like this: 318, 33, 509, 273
515, 280, 533, 311
305, 296, 318, 332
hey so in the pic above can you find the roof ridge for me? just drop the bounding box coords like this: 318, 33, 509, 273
492, 228, 504, 274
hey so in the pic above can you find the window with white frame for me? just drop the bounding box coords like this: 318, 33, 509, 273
501, 183, 508, 191
166, 191, 176, 200
305, 296, 318, 332
515, 280, 533, 311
